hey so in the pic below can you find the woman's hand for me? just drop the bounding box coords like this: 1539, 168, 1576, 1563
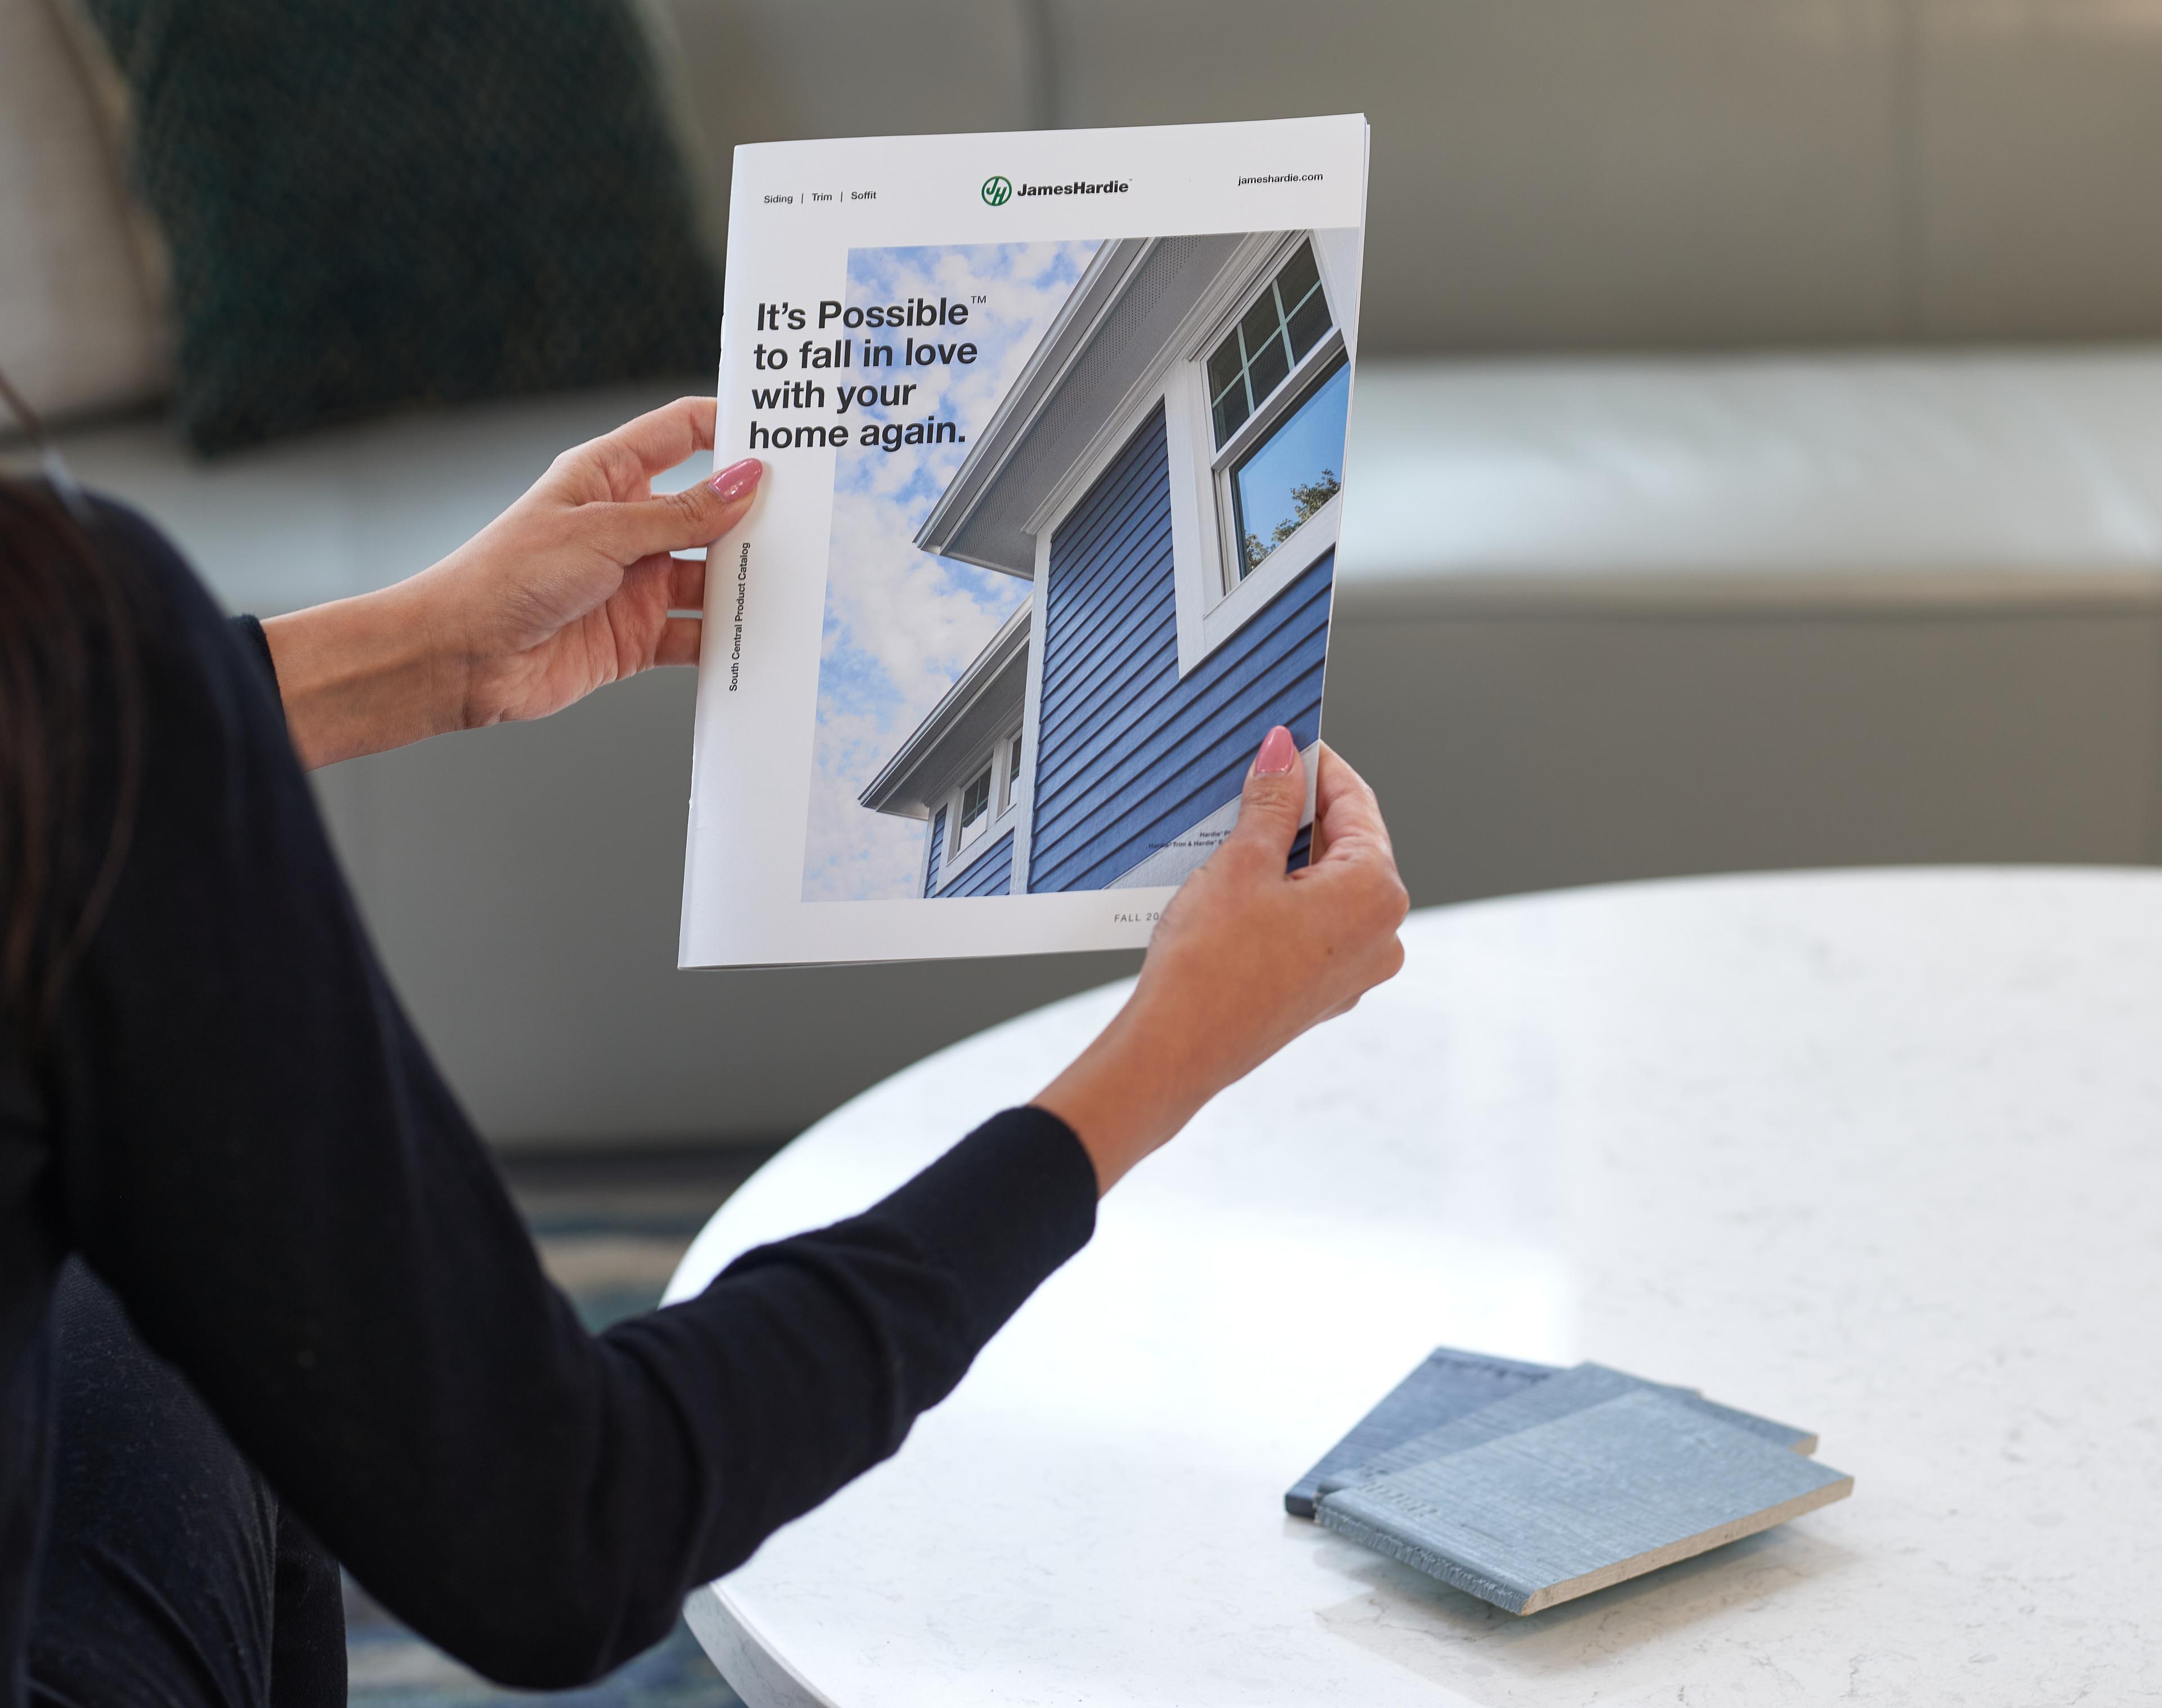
1034, 729, 1409, 1193
262, 398, 761, 768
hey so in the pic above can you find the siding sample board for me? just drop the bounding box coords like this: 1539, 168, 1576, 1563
1683, 1393, 1819, 1457
1315, 1363, 1817, 1498
1284, 1347, 1560, 1518
1316, 1390, 1853, 1616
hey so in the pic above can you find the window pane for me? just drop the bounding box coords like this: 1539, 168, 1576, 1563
1274, 242, 1321, 317
1207, 338, 1244, 412
1238, 297, 1283, 377
1009, 734, 1024, 786
1232, 356, 1350, 577
1212, 382, 1250, 445
1244, 334, 1289, 412
1208, 242, 1335, 448
1285, 287, 1330, 364
960, 767, 991, 831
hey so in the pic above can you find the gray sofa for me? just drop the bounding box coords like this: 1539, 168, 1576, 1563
11, 0, 2162, 1146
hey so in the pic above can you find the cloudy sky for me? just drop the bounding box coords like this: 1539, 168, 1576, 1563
801, 239, 1100, 904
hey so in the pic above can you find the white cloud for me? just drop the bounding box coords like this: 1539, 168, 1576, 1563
801, 240, 1099, 902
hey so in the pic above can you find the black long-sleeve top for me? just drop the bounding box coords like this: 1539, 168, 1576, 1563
0, 502, 1098, 1693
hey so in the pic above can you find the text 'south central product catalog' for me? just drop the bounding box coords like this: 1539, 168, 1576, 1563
681, 115, 1370, 967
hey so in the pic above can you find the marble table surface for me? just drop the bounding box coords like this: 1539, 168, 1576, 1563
665, 869, 2162, 1706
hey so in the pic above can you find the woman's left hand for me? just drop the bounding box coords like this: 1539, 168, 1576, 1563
263, 398, 761, 768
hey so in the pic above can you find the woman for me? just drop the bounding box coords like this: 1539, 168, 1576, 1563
0, 394, 1408, 1704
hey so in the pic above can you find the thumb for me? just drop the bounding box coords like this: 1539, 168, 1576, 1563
1223, 725, 1306, 867
597, 457, 763, 563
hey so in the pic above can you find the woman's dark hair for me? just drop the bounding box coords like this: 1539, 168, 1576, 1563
0, 473, 142, 1035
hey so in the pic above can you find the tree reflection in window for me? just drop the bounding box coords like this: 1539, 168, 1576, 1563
1231, 356, 1350, 578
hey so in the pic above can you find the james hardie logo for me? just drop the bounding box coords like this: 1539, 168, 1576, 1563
981, 175, 1130, 204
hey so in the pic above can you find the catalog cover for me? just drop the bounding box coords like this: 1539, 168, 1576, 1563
680, 115, 1369, 967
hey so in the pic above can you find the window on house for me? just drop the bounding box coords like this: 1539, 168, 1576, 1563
956, 764, 993, 850
1230, 354, 1350, 578
1207, 241, 1331, 448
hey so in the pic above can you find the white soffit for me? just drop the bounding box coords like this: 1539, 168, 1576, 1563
922, 232, 1250, 575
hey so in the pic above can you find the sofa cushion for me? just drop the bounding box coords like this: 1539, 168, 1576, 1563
44, 379, 707, 615
1339, 349, 2162, 614
82, 0, 719, 453
0, 0, 165, 424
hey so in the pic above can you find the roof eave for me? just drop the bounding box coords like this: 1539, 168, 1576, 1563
857, 603, 1033, 815
913, 238, 1154, 565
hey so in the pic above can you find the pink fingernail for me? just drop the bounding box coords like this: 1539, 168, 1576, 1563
709, 458, 763, 504
1253, 725, 1298, 775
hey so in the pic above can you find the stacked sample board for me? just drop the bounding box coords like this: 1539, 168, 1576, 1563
1288, 1351, 1850, 1615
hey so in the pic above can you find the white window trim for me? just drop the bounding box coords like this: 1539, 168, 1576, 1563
999, 727, 1026, 813
1180, 235, 1352, 668
1009, 529, 1052, 896
1171, 327, 1347, 668
1198, 486, 1342, 656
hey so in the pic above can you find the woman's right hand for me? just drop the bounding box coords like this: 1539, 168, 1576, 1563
1034, 728, 1409, 1192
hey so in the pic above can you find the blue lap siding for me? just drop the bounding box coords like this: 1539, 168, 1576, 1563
1028, 404, 1332, 893
936, 830, 1014, 897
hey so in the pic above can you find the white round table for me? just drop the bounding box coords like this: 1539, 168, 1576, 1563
665, 870, 2162, 1706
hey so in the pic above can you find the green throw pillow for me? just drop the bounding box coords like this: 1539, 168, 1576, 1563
87, 0, 720, 452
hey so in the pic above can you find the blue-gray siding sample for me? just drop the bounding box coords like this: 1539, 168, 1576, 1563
1029, 404, 1333, 893
1285, 1347, 1561, 1518
1316, 1363, 1818, 1500
1315, 1389, 1852, 1615
936, 830, 1013, 897
923, 806, 947, 897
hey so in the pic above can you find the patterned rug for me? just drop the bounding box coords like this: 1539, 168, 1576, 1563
345, 1148, 772, 1707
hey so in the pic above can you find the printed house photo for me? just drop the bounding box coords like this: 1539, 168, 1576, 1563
803, 229, 1356, 901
